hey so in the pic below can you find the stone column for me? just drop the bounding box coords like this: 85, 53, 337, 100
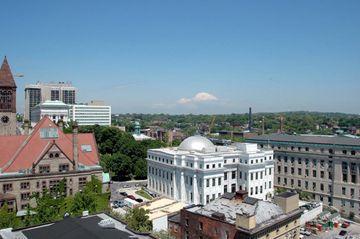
193, 174, 199, 204
180, 171, 186, 202
173, 170, 178, 200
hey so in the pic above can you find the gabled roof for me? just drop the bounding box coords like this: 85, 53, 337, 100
0, 117, 100, 173
0, 56, 16, 88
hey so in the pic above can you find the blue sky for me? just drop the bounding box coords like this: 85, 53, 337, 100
1, 1, 359, 114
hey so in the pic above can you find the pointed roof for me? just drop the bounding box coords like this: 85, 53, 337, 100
0, 116, 100, 173
0, 56, 17, 88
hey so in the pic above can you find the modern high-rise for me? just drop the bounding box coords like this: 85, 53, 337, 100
246, 133, 360, 217
24, 82, 77, 121
147, 135, 274, 205
68, 101, 111, 126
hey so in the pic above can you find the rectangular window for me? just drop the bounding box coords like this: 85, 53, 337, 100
20, 182, 30, 190
231, 171, 236, 179
3, 183, 13, 193
21, 193, 30, 201
59, 164, 69, 172
212, 178, 216, 187
39, 165, 50, 174
206, 179, 210, 187
224, 172, 228, 180
78, 177, 87, 190
218, 177, 221, 186
224, 185, 228, 193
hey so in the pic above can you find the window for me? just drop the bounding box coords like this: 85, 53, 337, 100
232, 171, 236, 179
212, 178, 216, 187
298, 180, 301, 187
206, 179, 210, 187
39, 165, 50, 174
298, 168, 302, 175
78, 177, 87, 189
206, 164, 210, 169
212, 164, 215, 168
342, 187, 346, 195
21, 193, 30, 201
251, 173, 253, 180
59, 164, 69, 172
20, 182, 30, 190
224, 185, 228, 193
199, 222, 203, 231
313, 170, 317, 178
3, 183, 13, 193
224, 172, 228, 180
218, 177, 221, 186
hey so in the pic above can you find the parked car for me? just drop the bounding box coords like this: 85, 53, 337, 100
135, 198, 143, 203
113, 200, 126, 207
119, 192, 128, 197
342, 221, 350, 228
337, 230, 348, 238
127, 195, 136, 200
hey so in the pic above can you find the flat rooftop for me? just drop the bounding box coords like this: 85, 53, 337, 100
20, 215, 139, 239
246, 133, 360, 146
140, 197, 186, 220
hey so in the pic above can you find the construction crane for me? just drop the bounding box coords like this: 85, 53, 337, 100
208, 115, 216, 135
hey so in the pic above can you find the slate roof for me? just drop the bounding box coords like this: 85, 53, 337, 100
0, 117, 99, 173
190, 197, 284, 226
0, 56, 16, 88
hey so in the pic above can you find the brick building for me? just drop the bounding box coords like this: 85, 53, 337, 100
0, 116, 103, 212
171, 191, 302, 239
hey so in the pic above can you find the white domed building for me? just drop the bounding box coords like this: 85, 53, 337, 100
147, 135, 274, 205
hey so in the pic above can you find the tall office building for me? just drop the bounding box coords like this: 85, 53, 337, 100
246, 133, 360, 217
147, 135, 274, 205
24, 82, 77, 121
68, 100, 111, 126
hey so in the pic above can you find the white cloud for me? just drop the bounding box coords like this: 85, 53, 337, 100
193, 92, 218, 102
177, 92, 218, 104
177, 97, 192, 104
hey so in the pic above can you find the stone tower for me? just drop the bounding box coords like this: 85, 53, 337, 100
0, 56, 17, 136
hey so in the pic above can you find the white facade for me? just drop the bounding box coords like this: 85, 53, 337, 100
69, 103, 111, 126
25, 82, 77, 121
147, 136, 274, 205
30, 100, 69, 124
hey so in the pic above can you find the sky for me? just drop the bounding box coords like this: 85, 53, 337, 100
0, 1, 359, 114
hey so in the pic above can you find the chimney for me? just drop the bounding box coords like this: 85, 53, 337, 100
72, 121, 79, 171
279, 115, 285, 133
234, 190, 248, 202
236, 213, 256, 230
57, 119, 64, 131
248, 107, 252, 132
23, 120, 30, 135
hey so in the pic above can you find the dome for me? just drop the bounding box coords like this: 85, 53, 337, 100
178, 135, 216, 153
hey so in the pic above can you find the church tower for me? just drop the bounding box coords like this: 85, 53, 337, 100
0, 56, 17, 136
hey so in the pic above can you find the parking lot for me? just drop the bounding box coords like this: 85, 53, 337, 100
303, 222, 360, 239
110, 180, 152, 214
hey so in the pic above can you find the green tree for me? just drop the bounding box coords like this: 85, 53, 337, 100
0, 204, 19, 229
71, 176, 101, 215
134, 159, 147, 179
125, 208, 152, 232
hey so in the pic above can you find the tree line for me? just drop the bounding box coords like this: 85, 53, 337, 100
78, 125, 166, 181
